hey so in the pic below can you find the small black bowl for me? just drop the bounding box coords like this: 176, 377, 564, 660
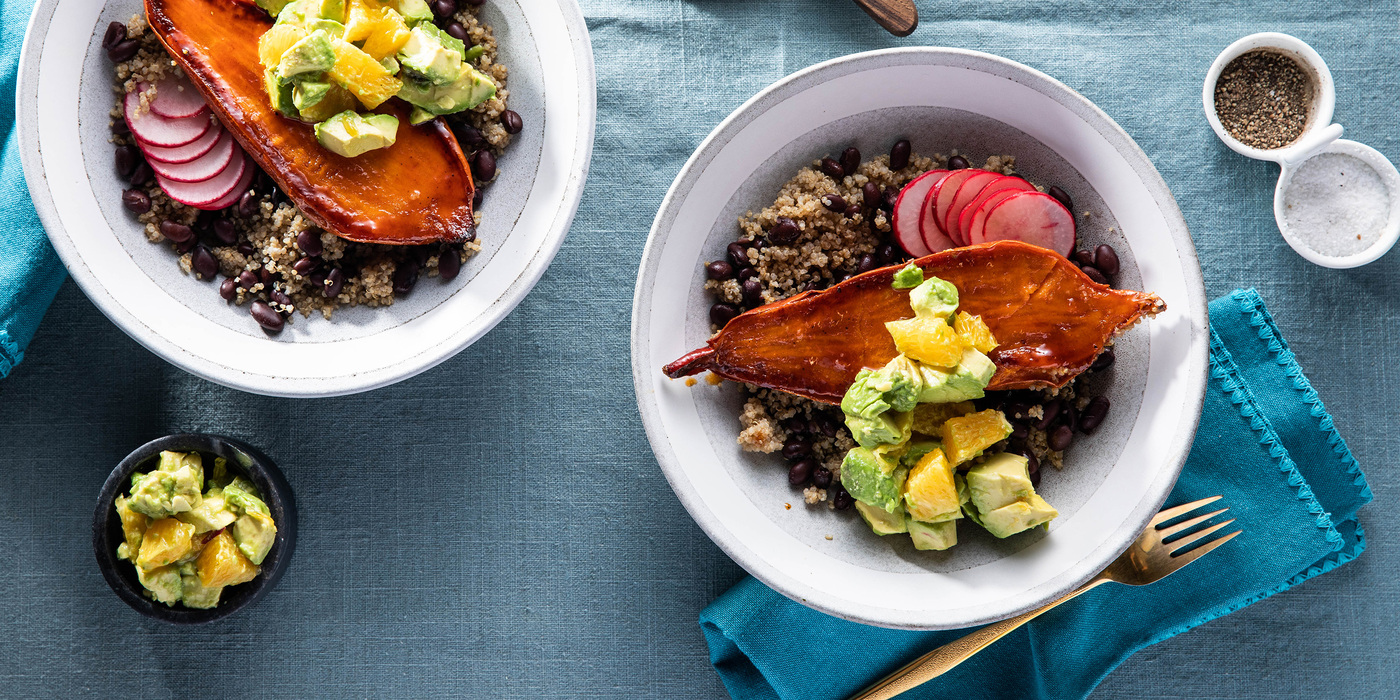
93, 434, 297, 623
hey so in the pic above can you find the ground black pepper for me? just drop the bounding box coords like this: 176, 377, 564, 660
1214, 49, 1314, 150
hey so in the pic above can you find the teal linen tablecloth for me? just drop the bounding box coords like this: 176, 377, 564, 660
2, 0, 1399, 697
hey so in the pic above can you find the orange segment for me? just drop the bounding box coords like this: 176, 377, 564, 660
358, 8, 410, 59
258, 24, 308, 70
196, 529, 261, 588
328, 38, 403, 109
941, 409, 1013, 465
136, 518, 196, 570
885, 316, 963, 368
954, 311, 998, 353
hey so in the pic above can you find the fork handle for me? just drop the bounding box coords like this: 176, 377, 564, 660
847, 577, 1112, 700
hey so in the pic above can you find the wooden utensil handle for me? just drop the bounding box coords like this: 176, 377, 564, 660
852, 0, 918, 37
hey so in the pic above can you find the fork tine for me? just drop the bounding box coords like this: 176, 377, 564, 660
1168, 519, 1236, 553
1158, 508, 1229, 538
1168, 529, 1242, 570
1150, 495, 1224, 527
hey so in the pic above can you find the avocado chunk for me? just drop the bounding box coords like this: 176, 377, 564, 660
138, 564, 184, 606
917, 347, 996, 403
899, 439, 941, 468
308, 18, 346, 38
389, 0, 433, 24
232, 511, 278, 565
855, 501, 908, 536
396, 24, 462, 85
223, 477, 271, 517
179, 570, 224, 609
277, 30, 337, 81
891, 262, 924, 289
908, 275, 959, 320
293, 79, 334, 112
840, 446, 908, 513
844, 410, 912, 450
317, 0, 344, 21
296, 82, 357, 122
128, 452, 204, 518
396, 63, 496, 116
903, 448, 961, 523
275, 0, 316, 26
963, 453, 1058, 538
175, 488, 238, 534
408, 106, 436, 125
264, 67, 299, 118
314, 111, 399, 157
257, 0, 293, 19
907, 518, 957, 551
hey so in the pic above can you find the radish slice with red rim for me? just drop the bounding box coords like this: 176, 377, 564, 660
139, 122, 222, 164
977, 191, 1077, 256
125, 89, 213, 148
200, 159, 255, 211
146, 129, 236, 183
966, 190, 1025, 245
956, 176, 1035, 243
892, 170, 948, 257
157, 152, 247, 208
923, 169, 977, 241
942, 171, 1002, 243
145, 78, 210, 120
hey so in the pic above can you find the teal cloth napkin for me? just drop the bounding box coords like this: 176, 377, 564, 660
0, 0, 66, 379
700, 289, 1371, 700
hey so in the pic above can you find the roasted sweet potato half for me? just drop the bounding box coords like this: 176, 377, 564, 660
664, 241, 1165, 403
145, 0, 477, 244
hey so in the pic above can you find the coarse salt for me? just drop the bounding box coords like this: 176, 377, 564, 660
1282, 152, 1389, 258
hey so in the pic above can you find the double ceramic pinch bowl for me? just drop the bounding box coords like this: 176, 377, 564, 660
1204, 32, 1400, 268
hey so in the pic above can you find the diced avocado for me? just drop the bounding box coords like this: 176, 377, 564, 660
903, 448, 961, 523
257, 0, 293, 19
137, 565, 183, 606
396, 63, 496, 116
911, 401, 975, 437
891, 262, 924, 289
841, 355, 922, 421
408, 106, 436, 125
840, 447, 907, 513
308, 18, 346, 38
917, 347, 996, 403
179, 571, 224, 609
297, 83, 358, 122
275, 0, 316, 26
463, 44, 484, 63
963, 453, 1058, 538
293, 80, 334, 111
264, 67, 299, 118
396, 25, 463, 86
907, 518, 957, 551
176, 488, 239, 534
908, 275, 959, 320
855, 501, 908, 536
388, 0, 433, 24
379, 56, 400, 74
222, 477, 271, 517
209, 457, 229, 489
841, 368, 892, 419
277, 30, 337, 81
232, 511, 278, 565
129, 453, 202, 518
318, 0, 344, 21
979, 494, 1058, 539
899, 439, 941, 468
845, 410, 911, 449
314, 111, 399, 157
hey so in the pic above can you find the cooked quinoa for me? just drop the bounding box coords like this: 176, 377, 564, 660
109, 7, 512, 329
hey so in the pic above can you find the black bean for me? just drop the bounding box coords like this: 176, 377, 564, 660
1081, 265, 1108, 285
812, 466, 833, 489
107, 39, 139, 63
461, 0, 483, 5
821, 194, 846, 212
737, 267, 757, 282
782, 417, 808, 435
727, 241, 751, 269
295, 229, 323, 256
1005, 171, 1026, 181
238, 270, 259, 290
876, 244, 896, 266
840, 147, 861, 177
857, 253, 876, 274
948, 155, 970, 170
1048, 424, 1074, 452
810, 413, 838, 437
110, 197, 146, 236
1028, 461, 1042, 488
802, 279, 820, 292
769, 217, 800, 245
843, 204, 860, 217
430, 0, 455, 17
819, 157, 844, 179
1047, 185, 1073, 212
218, 277, 237, 301
782, 437, 811, 461
833, 486, 854, 510
128, 161, 152, 186
1072, 249, 1095, 267
1006, 400, 1032, 419
699, 262, 730, 283
393, 261, 419, 295
709, 303, 740, 328
889, 139, 911, 170
1094, 244, 1120, 276
501, 110, 523, 135
881, 186, 899, 212
192, 246, 218, 279
270, 288, 293, 307
1080, 396, 1110, 434
788, 459, 815, 487
110, 118, 130, 136
457, 124, 484, 147
213, 219, 237, 245
175, 238, 196, 254
1090, 347, 1116, 372
472, 150, 497, 181
237, 241, 256, 256
259, 267, 277, 286
1061, 404, 1079, 433
445, 22, 469, 43
310, 270, 328, 288
741, 277, 763, 307
159, 220, 193, 243
1011, 422, 1029, 441
1024, 450, 1040, 477
1035, 399, 1062, 431
291, 257, 319, 276
861, 182, 881, 210
102, 21, 126, 51
235, 189, 258, 218
250, 300, 284, 332
439, 248, 462, 281
472, 187, 485, 209
114, 145, 139, 178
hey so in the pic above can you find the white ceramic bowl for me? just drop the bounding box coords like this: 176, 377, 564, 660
632, 48, 1209, 630
18, 0, 595, 397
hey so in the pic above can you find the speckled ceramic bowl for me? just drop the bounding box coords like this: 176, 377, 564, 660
93, 434, 296, 623
18, 0, 594, 397
632, 48, 1209, 630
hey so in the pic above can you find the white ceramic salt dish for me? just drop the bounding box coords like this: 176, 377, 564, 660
1204, 32, 1400, 268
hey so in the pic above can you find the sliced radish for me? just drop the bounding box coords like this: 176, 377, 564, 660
145, 78, 210, 120
966, 190, 1026, 245
146, 129, 236, 183
157, 152, 247, 208
943, 171, 1001, 243
140, 123, 222, 164
977, 191, 1077, 256
893, 170, 948, 257
955, 176, 1035, 244
922, 168, 978, 243
125, 89, 213, 148
200, 160, 255, 211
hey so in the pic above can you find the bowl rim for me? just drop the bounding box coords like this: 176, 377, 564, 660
17, 0, 597, 398
92, 433, 297, 623
631, 46, 1209, 629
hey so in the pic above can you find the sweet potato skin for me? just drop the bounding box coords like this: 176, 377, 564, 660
145, 0, 477, 244
663, 241, 1165, 403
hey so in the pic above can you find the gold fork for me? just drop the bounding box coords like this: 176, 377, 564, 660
848, 496, 1242, 700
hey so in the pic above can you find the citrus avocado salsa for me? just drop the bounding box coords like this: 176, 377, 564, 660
114, 451, 277, 609
255, 0, 498, 157
839, 264, 1058, 551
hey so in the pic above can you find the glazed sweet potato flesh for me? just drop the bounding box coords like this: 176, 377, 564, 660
664, 241, 1165, 403
146, 0, 476, 244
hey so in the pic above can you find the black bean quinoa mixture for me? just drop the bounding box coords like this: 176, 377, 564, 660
700, 142, 1120, 511
104, 2, 519, 334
